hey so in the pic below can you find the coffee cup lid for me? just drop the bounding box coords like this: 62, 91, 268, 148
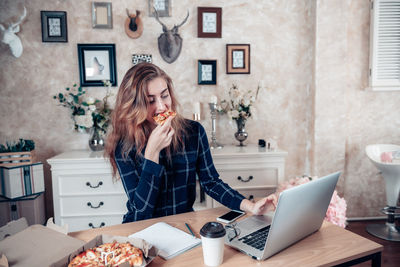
200, 222, 226, 238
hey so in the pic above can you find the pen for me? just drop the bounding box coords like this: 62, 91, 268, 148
185, 223, 195, 237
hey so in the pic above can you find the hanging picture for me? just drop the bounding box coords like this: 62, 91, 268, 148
148, 0, 171, 17
92, 2, 113, 29
226, 44, 250, 74
198, 60, 217, 85
132, 54, 152, 65
197, 7, 222, 38
77, 44, 117, 87
41, 11, 68, 42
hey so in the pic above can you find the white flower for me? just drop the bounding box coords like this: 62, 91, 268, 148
86, 97, 95, 105
243, 98, 251, 106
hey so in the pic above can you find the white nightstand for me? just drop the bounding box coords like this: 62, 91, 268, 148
194, 145, 287, 210
47, 151, 128, 232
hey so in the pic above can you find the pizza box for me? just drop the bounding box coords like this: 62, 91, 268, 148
51, 234, 158, 267
0, 224, 158, 267
0, 224, 85, 267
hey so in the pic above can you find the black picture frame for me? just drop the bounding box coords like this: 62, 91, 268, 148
198, 60, 217, 85
41, 11, 68, 42
198, 7, 222, 38
77, 44, 117, 87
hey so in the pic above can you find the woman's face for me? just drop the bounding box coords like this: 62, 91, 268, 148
146, 77, 172, 125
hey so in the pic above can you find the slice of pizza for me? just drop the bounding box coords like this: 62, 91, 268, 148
153, 110, 176, 126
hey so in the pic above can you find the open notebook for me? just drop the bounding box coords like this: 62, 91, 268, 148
129, 222, 201, 260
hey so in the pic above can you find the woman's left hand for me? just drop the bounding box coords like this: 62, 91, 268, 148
240, 194, 277, 215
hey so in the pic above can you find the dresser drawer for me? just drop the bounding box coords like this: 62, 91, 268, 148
213, 187, 276, 208
61, 214, 124, 232
58, 174, 124, 195
218, 168, 277, 188
60, 194, 128, 216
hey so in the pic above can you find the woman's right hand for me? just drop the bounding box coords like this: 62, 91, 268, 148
144, 116, 175, 163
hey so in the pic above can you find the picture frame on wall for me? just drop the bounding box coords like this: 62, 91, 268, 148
197, 7, 222, 38
198, 60, 217, 85
226, 44, 250, 74
77, 44, 117, 87
148, 0, 171, 17
92, 2, 113, 29
40, 11, 68, 42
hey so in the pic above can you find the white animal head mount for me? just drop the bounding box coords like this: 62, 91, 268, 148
0, 6, 27, 58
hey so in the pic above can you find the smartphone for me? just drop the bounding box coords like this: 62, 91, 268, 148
216, 210, 245, 224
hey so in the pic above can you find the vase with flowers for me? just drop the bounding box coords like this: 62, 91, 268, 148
218, 83, 261, 146
53, 81, 113, 151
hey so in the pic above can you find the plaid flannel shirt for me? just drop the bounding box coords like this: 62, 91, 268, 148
115, 120, 245, 223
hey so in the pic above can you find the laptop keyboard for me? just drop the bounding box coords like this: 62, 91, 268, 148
238, 225, 270, 251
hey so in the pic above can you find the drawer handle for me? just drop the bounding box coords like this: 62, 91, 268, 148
248, 195, 254, 201
237, 175, 253, 182
86, 181, 103, 188
87, 201, 104, 209
88, 222, 105, 228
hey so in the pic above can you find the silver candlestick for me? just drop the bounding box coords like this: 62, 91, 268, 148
209, 103, 223, 149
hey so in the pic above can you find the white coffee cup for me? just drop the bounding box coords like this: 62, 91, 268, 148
200, 222, 226, 266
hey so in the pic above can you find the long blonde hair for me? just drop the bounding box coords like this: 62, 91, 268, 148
105, 63, 189, 178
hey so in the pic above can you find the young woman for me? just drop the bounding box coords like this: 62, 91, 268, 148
105, 63, 276, 223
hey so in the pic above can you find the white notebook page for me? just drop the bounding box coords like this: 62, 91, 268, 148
129, 222, 201, 260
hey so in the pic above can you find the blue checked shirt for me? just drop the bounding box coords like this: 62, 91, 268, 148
115, 120, 245, 223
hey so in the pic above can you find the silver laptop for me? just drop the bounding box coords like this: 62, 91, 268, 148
225, 171, 340, 260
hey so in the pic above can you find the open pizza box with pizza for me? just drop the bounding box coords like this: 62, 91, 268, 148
0, 219, 158, 267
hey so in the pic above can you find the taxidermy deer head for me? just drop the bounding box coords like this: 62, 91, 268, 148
125, 9, 143, 39
153, 8, 189, 64
0, 6, 27, 58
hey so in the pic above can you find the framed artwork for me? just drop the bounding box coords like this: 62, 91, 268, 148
149, 0, 171, 17
197, 7, 222, 38
198, 60, 217, 85
77, 44, 117, 87
40, 11, 68, 42
132, 54, 152, 65
92, 2, 113, 29
226, 44, 250, 74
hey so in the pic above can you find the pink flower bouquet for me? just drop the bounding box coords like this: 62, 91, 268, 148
275, 176, 347, 228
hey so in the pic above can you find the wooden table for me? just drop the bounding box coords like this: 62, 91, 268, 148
69, 207, 383, 267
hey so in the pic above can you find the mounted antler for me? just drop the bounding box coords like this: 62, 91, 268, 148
153, 8, 189, 64
124, 9, 143, 39
174, 11, 189, 29
0, 6, 27, 58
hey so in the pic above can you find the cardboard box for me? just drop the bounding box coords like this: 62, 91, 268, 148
0, 218, 28, 241
0, 193, 46, 227
0, 162, 44, 199
52, 234, 158, 267
0, 224, 85, 267
0, 223, 158, 267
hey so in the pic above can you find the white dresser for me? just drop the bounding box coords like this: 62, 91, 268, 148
48, 146, 287, 231
47, 151, 128, 232
204, 145, 288, 209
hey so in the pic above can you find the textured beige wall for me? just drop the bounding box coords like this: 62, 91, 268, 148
0, 0, 398, 219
